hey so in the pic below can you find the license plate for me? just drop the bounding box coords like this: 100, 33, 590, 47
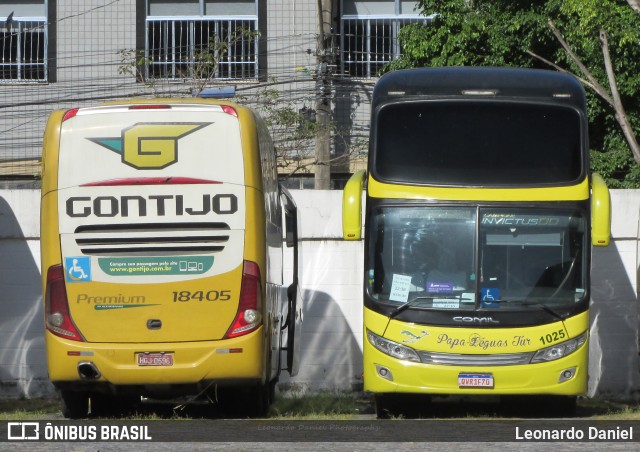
458, 373, 494, 388
137, 353, 173, 366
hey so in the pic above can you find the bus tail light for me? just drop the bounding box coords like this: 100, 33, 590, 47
225, 260, 262, 338
221, 105, 238, 117
45, 265, 84, 341
62, 108, 79, 122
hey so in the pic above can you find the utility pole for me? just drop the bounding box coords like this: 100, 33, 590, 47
314, 0, 333, 189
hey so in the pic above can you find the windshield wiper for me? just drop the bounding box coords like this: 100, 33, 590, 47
390, 296, 433, 319
520, 302, 565, 320
482, 298, 565, 320
481, 298, 522, 305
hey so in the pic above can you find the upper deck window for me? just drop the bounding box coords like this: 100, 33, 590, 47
340, 0, 427, 78
0, 1, 48, 83
145, 0, 258, 81
372, 101, 584, 187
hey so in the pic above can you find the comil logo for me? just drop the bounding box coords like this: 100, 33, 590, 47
89, 122, 210, 169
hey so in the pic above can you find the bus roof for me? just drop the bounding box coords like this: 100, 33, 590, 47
368, 67, 589, 189
372, 67, 586, 111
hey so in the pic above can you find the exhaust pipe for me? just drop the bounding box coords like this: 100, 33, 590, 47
77, 362, 101, 380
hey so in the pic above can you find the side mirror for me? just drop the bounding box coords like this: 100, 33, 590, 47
591, 172, 611, 247
342, 170, 365, 240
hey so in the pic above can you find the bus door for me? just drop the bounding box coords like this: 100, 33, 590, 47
280, 186, 302, 376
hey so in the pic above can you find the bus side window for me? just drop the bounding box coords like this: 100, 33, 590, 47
285, 213, 296, 247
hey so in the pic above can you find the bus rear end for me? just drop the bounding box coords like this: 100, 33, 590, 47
41, 101, 271, 417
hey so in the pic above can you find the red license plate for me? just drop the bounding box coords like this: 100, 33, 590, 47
136, 353, 173, 366
458, 373, 494, 388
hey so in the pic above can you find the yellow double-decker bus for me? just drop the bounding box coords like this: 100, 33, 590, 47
41, 99, 302, 418
343, 67, 611, 417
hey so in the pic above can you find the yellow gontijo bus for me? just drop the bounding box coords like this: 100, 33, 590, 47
343, 67, 611, 417
41, 99, 302, 418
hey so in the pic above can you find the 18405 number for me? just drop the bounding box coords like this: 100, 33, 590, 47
172, 290, 231, 302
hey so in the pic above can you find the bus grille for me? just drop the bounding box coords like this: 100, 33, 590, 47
73, 222, 230, 255
417, 351, 534, 366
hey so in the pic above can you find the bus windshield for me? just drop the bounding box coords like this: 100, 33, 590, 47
373, 102, 583, 186
367, 206, 587, 310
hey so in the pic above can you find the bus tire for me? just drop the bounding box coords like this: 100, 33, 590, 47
90, 393, 139, 418
374, 394, 400, 419
222, 384, 271, 418
375, 393, 430, 419
549, 395, 577, 417
60, 390, 89, 419
250, 383, 272, 418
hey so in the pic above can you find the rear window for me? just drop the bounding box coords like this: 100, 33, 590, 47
372, 101, 584, 187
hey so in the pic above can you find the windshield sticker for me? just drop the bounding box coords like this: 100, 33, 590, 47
461, 292, 476, 303
98, 256, 214, 276
389, 274, 412, 302
427, 281, 454, 293
65, 257, 92, 283
433, 299, 460, 309
481, 288, 500, 306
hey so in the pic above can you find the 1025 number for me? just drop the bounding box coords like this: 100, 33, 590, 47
539, 329, 566, 345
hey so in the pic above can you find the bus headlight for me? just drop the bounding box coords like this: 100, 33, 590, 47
531, 332, 587, 363
366, 330, 420, 362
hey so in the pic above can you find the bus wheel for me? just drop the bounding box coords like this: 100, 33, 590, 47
268, 379, 276, 405
375, 394, 401, 419
223, 384, 272, 418
60, 390, 89, 419
548, 395, 577, 417
249, 383, 272, 418
375, 393, 429, 419
90, 394, 139, 418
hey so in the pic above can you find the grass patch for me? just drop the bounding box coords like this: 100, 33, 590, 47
0, 392, 369, 420
579, 398, 640, 420
270, 390, 370, 419
0, 398, 60, 420
1, 394, 639, 420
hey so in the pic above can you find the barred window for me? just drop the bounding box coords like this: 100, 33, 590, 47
0, 2, 48, 83
145, 0, 258, 81
340, 0, 426, 78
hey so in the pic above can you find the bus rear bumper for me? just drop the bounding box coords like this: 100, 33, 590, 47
46, 329, 268, 394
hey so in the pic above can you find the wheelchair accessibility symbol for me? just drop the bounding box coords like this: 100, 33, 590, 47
480, 288, 500, 306
65, 256, 91, 283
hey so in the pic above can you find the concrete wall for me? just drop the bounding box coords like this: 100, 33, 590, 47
1, 189, 639, 400
589, 190, 640, 399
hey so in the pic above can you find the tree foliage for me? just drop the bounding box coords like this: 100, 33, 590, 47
389, 0, 640, 188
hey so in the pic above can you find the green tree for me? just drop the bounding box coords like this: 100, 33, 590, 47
389, 0, 640, 188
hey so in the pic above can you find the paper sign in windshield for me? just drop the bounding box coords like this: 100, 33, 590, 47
390, 274, 412, 302
433, 299, 459, 309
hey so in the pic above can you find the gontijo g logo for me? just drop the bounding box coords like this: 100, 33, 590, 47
88, 123, 211, 169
